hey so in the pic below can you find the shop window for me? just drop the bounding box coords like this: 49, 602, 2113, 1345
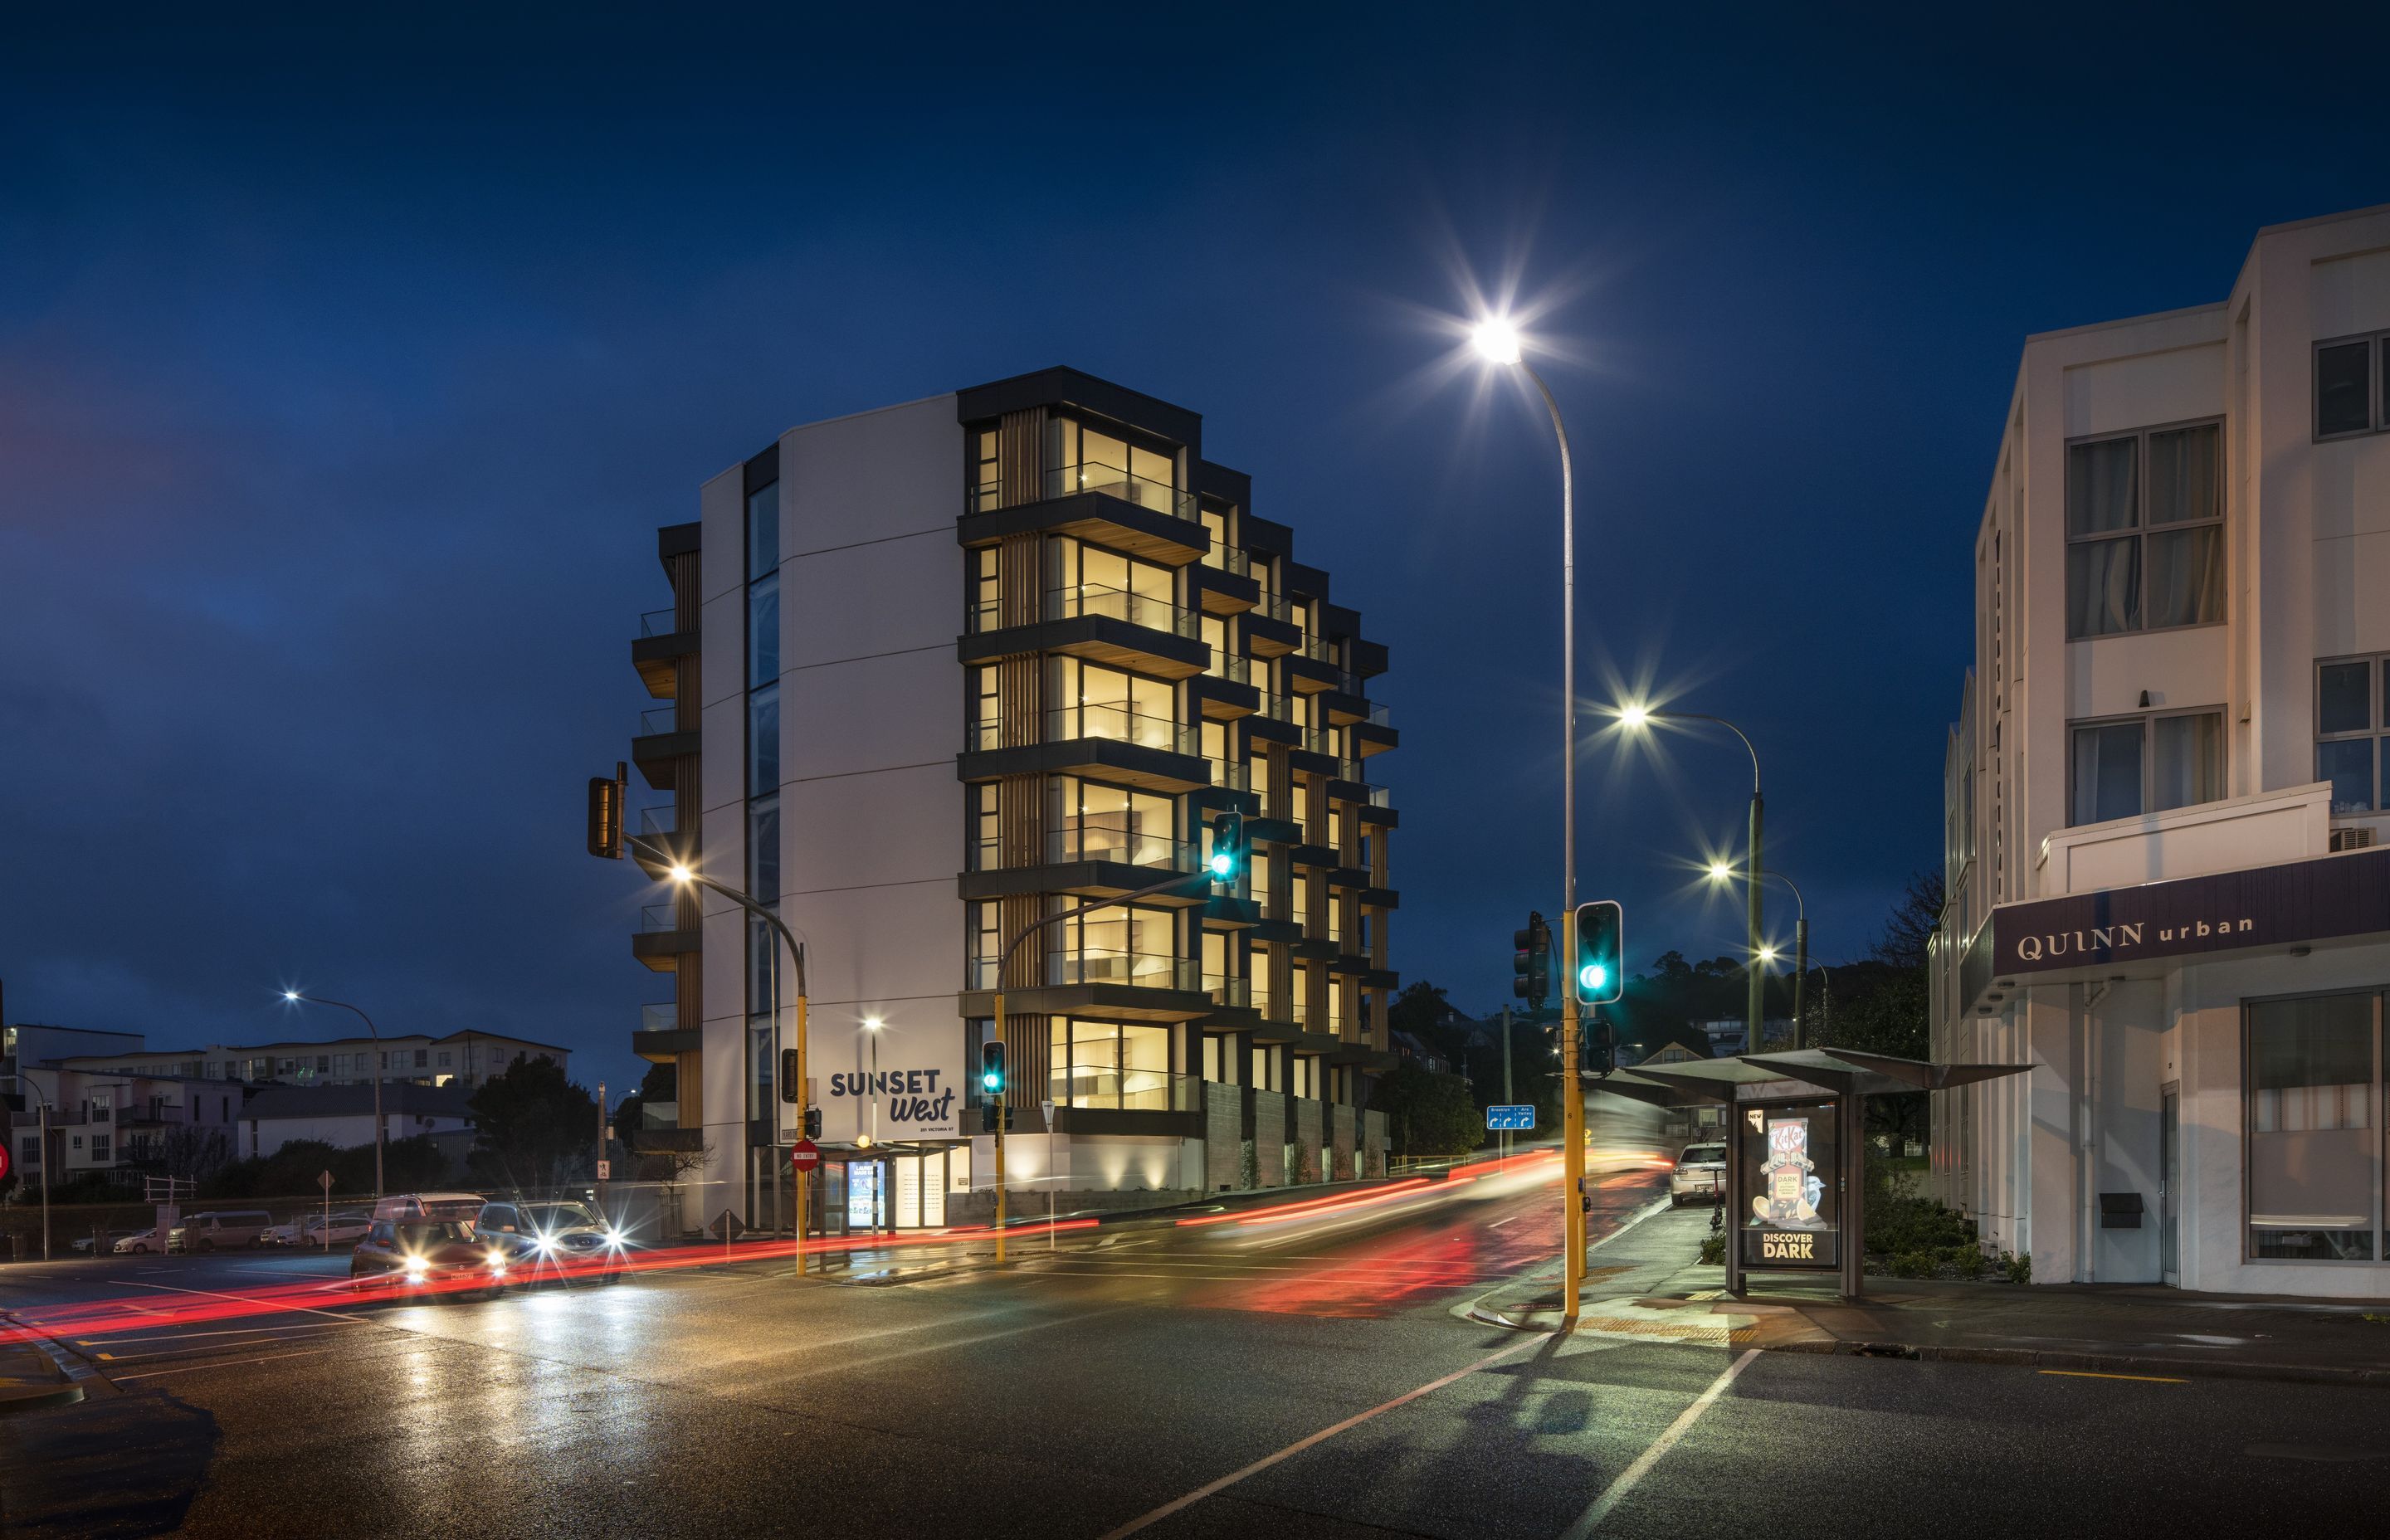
2246, 992, 2379, 1262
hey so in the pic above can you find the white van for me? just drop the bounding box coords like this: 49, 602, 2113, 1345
370, 1192, 485, 1226
169, 1210, 276, 1251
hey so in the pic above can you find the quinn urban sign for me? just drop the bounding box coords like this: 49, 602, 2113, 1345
1992, 847, 2390, 976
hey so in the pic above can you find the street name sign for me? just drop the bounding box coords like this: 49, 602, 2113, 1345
1485, 1104, 1536, 1131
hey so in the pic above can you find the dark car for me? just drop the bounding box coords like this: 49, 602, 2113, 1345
475, 1201, 629, 1284
349, 1218, 511, 1298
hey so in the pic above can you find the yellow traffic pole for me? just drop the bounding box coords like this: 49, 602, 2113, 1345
1560, 909, 1584, 1326
794, 982, 808, 1277
993, 988, 1007, 1265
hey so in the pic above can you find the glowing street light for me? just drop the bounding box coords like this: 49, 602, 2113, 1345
280, 989, 386, 1196
1471, 317, 1523, 365
1706, 861, 1733, 883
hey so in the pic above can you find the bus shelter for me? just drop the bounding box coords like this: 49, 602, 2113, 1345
1597, 1049, 2029, 1299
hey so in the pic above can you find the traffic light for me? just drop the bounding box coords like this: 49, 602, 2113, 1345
1582, 1013, 1617, 1076
779, 1048, 802, 1104
802, 1108, 822, 1139
1572, 899, 1624, 1006
586, 764, 626, 860
1207, 810, 1246, 883
979, 1040, 1007, 1098
1511, 911, 1552, 1007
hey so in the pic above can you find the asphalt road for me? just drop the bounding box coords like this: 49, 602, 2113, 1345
0, 1162, 2383, 1538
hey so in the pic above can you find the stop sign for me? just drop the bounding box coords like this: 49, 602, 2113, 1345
789, 1139, 820, 1172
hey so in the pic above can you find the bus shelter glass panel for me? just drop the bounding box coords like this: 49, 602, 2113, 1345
1738, 1098, 1840, 1270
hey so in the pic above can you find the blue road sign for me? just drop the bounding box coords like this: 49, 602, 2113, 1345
1485, 1104, 1536, 1132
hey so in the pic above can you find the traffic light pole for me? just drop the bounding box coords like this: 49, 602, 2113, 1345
1515, 360, 1587, 1329
985, 865, 1218, 1264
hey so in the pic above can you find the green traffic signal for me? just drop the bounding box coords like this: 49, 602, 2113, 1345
1572, 899, 1623, 1006
1207, 811, 1245, 884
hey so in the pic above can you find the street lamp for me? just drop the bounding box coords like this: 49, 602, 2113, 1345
861, 1016, 883, 1174
1473, 313, 1590, 1327
1621, 705, 1766, 1065
282, 991, 383, 1197
1705, 865, 1812, 1050
636, 838, 812, 1271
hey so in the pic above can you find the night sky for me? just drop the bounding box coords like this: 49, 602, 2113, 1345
7, 7, 2387, 1099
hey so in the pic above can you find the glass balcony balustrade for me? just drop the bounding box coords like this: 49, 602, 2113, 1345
1204, 975, 1251, 1009
638, 805, 677, 836
1045, 463, 1197, 521
1201, 543, 1250, 576
966, 953, 1200, 992
637, 706, 680, 738
639, 607, 680, 638
1047, 1066, 1198, 1114
640, 902, 690, 934
641, 1100, 680, 1130
640, 1002, 677, 1034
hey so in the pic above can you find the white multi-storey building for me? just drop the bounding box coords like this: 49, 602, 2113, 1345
1934, 203, 2390, 1296
626, 368, 1402, 1231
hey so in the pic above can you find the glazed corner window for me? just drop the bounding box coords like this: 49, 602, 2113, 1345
2315, 337, 2377, 439
2068, 709, 2223, 826
2246, 992, 2379, 1262
746, 480, 778, 578
2064, 423, 2223, 638
2315, 655, 2389, 815
971, 429, 1001, 511
1046, 417, 1180, 513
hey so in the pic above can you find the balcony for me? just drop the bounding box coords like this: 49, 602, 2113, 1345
634, 1002, 698, 1062
1191, 558, 1259, 616
1244, 603, 1302, 658
961, 583, 1206, 680
958, 950, 1212, 1023
632, 607, 696, 699
1285, 649, 1340, 694
1047, 1066, 1199, 1114
632, 901, 700, 973
959, 705, 1209, 794
1352, 705, 1398, 758
631, 705, 698, 792
961, 821, 1210, 907
1191, 669, 1259, 722
959, 465, 1207, 566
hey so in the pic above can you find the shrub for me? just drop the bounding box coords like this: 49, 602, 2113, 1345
1939, 1244, 1984, 1279
1888, 1250, 1934, 1279
2003, 1251, 2032, 1285
1698, 1233, 1725, 1266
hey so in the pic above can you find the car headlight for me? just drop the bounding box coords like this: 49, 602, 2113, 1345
403, 1260, 427, 1280
601, 1228, 626, 1249
533, 1235, 555, 1255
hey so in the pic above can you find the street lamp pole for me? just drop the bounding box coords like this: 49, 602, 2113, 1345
1634, 710, 1764, 1055
1474, 318, 1587, 1325
630, 836, 811, 1273
281, 992, 384, 1197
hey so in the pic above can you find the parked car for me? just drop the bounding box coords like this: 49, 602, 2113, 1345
74, 1228, 140, 1255
369, 1192, 485, 1226
263, 1211, 373, 1248
349, 1217, 510, 1298
476, 1201, 629, 1284
115, 1225, 172, 1255
1669, 1142, 1729, 1206
168, 1210, 275, 1251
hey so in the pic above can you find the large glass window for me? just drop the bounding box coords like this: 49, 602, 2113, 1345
2065, 423, 2223, 638
748, 573, 778, 686
1046, 417, 1179, 514
1049, 537, 1177, 631
2246, 993, 2378, 1261
747, 481, 779, 576
1046, 657, 1177, 748
2316, 338, 2376, 439
2068, 710, 2224, 826
1054, 904, 1178, 987
749, 798, 780, 899
2315, 656, 2389, 815
970, 429, 1001, 512
748, 685, 780, 793
1049, 777, 1178, 867
1049, 1019, 1174, 1109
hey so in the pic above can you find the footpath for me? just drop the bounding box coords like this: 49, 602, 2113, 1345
0, 1318, 83, 1417
1472, 1201, 2390, 1386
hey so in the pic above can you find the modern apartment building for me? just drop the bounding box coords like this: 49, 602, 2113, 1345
627, 368, 1401, 1230
1933, 204, 2390, 1296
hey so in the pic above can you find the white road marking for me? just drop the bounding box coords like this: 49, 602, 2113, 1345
1490, 1216, 1522, 1229
1095, 1332, 1554, 1538
113, 1350, 328, 1382
115, 1278, 369, 1326
1558, 1348, 1758, 1538
77, 1322, 347, 1348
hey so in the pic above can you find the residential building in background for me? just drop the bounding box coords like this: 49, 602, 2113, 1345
1934, 203, 2390, 1297
627, 368, 1402, 1229
51, 1031, 565, 1090
237, 1083, 475, 1162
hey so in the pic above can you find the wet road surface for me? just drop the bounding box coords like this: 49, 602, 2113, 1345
0, 1161, 2381, 1538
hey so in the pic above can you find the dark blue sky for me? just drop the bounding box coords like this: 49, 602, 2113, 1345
5, 7, 2385, 1096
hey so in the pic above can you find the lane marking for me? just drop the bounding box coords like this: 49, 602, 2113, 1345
1095, 1332, 1553, 1539
113, 1350, 328, 1382
115, 1279, 368, 1326
1490, 1216, 1522, 1230
2040, 1370, 2187, 1384
1559, 1348, 1758, 1538
76, 1322, 347, 1348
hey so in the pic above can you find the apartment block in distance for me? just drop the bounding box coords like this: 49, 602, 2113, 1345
1934, 204, 2390, 1297
627, 368, 1402, 1230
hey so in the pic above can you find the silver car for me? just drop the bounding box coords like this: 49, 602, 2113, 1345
1669, 1142, 1729, 1206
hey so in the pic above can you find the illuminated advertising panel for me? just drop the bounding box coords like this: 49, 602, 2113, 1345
1739, 1099, 1839, 1269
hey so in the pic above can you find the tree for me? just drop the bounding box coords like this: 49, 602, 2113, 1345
1871, 870, 1946, 969
468, 1055, 600, 1191
1365, 1063, 1481, 1160
613, 1061, 676, 1149
154, 1126, 234, 1186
